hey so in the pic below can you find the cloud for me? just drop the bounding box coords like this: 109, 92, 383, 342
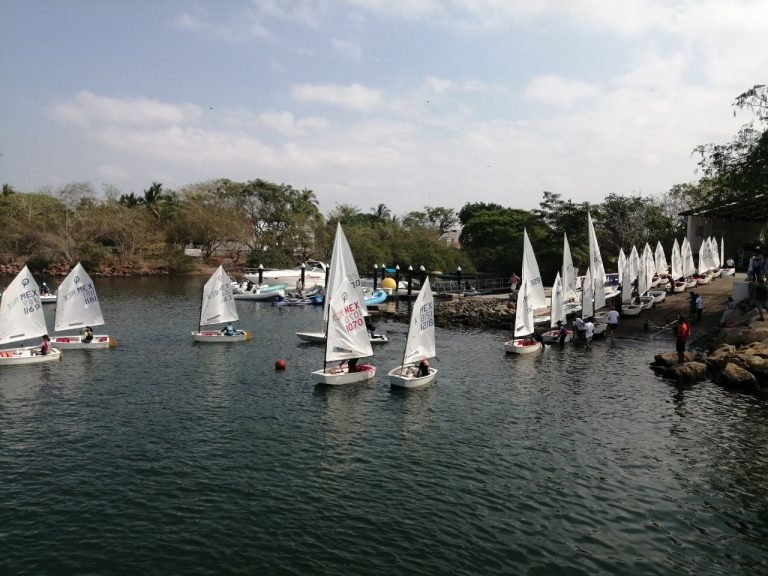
292, 83, 383, 111
525, 75, 600, 106
332, 38, 363, 60
51, 92, 202, 128
258, 110, 331, 135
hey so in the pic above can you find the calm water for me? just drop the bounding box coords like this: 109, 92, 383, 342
1, 276, 767, 576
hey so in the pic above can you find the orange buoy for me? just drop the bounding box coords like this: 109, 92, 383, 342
275, 358, 286, 370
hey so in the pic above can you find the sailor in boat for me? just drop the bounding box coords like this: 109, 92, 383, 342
418, 359, 430, 377
40, 282, 50, 296
34, 334, 51, 355
221, 322, 237, 336
82, 326, 94, 343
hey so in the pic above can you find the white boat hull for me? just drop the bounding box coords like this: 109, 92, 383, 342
0, 347, 62, 365
684, 278, 697, 289
504, 339, 542, 354
313, 364, 376, 385
673, 281, 686, 293
245, 271, 326, 288
695, 275, 711, 285
719, 267, 735, 277
191, 330, 252, 342
233, 288, 285, 301
622, 304, 644, 316
541, 329, 573, 343
647, 290, 666, 304
388, 366, 437, 388
50, 334, 116, 349
296, 331, 389, 344
40, 294, 57, 304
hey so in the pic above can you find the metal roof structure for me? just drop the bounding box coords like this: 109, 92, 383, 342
680, 192, 768, 223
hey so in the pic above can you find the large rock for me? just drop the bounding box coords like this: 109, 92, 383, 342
714, 362, 758, 391
650, 361, 707, 383
651, 352, 693, 368
714, 326, 768, 346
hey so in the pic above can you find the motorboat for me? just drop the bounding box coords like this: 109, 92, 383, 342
244, 260, 327, 288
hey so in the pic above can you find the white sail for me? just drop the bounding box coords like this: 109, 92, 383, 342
618, 248, 626, 286
0, 266, 49, 345
562, 233, 577, 301
401, 277, 436, 366
655, 241, 668, 276
514, 273, 535, 338
522, 229, 546, 309
638, 252, 649, 296
629, 246, 640, 284
550, 272, 565, 329
54, 262, 105, 331
720, 237, 725, 268
697, 240, 709, 273
324, 224, 373, 363
681, 237, 695, 277
587, 212, 606, 288
671, 239, 682, 279
707, 237, 719, 270
199, 266, 239, 328
645, 245, 655, 290
581, 269, 594, 318
711, 237, 721, 268
594, 273, 606, 311
621, 256, 633, 303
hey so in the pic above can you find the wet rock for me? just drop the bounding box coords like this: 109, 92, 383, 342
714, 363, 758, 391
651, 361, 707, 383
651, 352, 692, 368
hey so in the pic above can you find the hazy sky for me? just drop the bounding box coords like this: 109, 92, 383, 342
1, 1, 766, 216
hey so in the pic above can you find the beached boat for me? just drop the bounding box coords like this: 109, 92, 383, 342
388, 277, 438, 388
51, 262, 117, 349
311, 224, 376, 385
0, 266, 62, 366
191, 266, 252, 342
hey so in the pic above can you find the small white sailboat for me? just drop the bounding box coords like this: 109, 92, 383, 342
388, 277, 437, 388
50, 262, 117, 349
719, 237, 735, 276
312, 224, 375, 384
681, 237, 697, 288
191, 266, 252, 342
505, 231, 542, 354
0, 266, 62, 365
541, 273, 573, 343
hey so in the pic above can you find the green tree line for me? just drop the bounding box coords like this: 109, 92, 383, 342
2, 84, 765, 279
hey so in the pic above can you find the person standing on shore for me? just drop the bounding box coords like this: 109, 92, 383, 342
689, 292, 697, 323
674, 314, 690, 364
695, 294, 704, 321
755, 279, 767, 321
720, 297, 735, 327
606, 306, 619, 340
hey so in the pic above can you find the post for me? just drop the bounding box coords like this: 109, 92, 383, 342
456, 266, 462, 295
325, 263, 330, 290
395, 265, 401, 292
300, 263, 306, 289
258, 263, 264, 285
373, 264, 378, 291
407, 265, 413, 297
419, 265, 426, 286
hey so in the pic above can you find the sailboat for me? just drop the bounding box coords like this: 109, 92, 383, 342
0, 266, 62, 365
541, 272, 573, 343
50, 262, 117, 349
191, 266, 251, 342
562, 233, 580, 314
388, 277, 437, 387
681, 237, 697, 288
719, 237, 735, 276
670, 239, 686, 292
312, 224, 375, 384
505, 230, 542, 354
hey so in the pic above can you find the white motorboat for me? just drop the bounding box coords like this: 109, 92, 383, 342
0, 266, 63, 366
244, 260, 327, 288
50, 262, 117, 349
311, 224, 375, 385
233, 282, 287, 301
191, 266, 252, 342
388, 277, 438, 388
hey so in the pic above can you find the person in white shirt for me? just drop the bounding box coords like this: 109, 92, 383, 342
606, 306, 620, 339
584, 319, 595, 349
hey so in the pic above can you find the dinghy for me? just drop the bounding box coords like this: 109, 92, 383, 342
388, 277, 438, 388
0, 266, 62, 365
541, 273, 573, 343
311, 224, 376, 384
191, 266, 252, 342
50, 262, 117, 349
505, 230, 542, 355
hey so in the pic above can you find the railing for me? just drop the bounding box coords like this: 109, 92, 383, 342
432, 277, 511, 295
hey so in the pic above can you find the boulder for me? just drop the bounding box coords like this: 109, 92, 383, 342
651, 361, 707, 383
651, 352, 692, 368
714, 326, 768, 346
714, 363, 758, 391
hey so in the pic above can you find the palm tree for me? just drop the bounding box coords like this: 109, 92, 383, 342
370, 203, 391, 221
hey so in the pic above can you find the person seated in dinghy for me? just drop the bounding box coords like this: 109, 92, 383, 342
35, 334, 51, 355
221, 322, 237, 336
417, 359, 430, 377
40, 282, 50, 295
82, 326, 94, 343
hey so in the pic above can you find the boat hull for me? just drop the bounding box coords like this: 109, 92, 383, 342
504, 339, 542, 354
245, 271, 326, 288
673, 281, 686, 293
40, 294, 56, 304
312, 364, 376, 385
50, 334, 116, 349
0, 347, 62, 365
296, 332, 389, 344
622, 304, 644, 316
388, 366, 437, 388
541, 329, 573, 343
191, 330, 252, 342
719, 267, 735, 277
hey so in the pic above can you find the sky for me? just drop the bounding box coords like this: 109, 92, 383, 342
1, 1, 767, 217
